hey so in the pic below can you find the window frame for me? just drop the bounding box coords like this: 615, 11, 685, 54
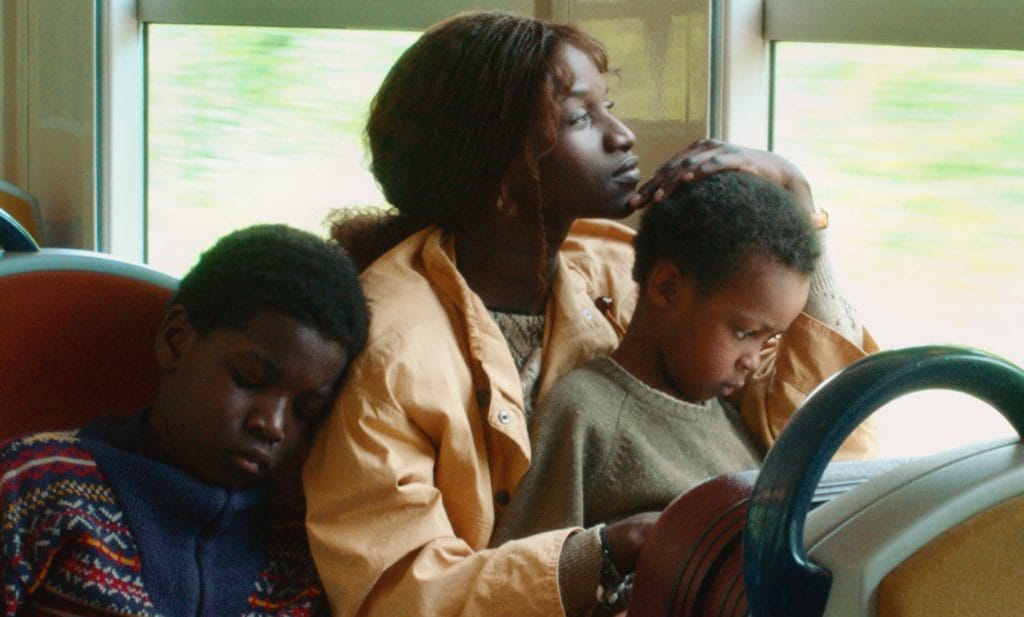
716, 0, 1024, 147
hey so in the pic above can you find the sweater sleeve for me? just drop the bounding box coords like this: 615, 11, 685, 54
1, 437, 45, 612
802, 230, 865, 348
1, 433, 139, 613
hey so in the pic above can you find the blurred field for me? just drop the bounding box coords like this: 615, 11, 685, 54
146, 26, 418, 276
774, 43, 1024, 456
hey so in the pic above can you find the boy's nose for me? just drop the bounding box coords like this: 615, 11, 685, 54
738, 351, 761, 372
248, 399, 287, 443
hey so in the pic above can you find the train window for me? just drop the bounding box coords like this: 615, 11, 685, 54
145, 25, 419, 276
772, 42, 1024, 457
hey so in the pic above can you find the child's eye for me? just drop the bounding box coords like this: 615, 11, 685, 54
230, 367, 265, 390
603, 99, 615, 111
293, 400, 328, 423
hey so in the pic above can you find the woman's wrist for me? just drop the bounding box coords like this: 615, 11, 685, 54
557, 528, 604, 615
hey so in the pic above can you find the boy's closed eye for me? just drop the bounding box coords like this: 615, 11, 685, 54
293, 395, 331, 423
230, 361, 270, 390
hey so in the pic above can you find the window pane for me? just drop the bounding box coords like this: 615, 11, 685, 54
773, 43, 1024, 457
146, 25, 419, 276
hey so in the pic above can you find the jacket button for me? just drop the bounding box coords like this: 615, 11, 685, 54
495, 490, 510, 506
497, 410, 511, 425
594, 295, 614, 313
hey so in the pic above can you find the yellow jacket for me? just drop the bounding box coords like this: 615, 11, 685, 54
303, 219, 876, 617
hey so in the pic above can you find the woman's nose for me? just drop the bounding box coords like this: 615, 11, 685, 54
604, 113, 636, 152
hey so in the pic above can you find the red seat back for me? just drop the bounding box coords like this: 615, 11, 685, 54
0, 249, 177, 442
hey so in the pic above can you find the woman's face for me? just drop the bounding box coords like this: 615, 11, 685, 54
537, 44, 639, 225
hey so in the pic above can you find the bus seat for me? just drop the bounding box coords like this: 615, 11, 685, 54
874, 489, 1024, 616
627, 459, 903, 617
0, 248, 178, 442
0, 179, 42, 243
743, 345, 1024, 617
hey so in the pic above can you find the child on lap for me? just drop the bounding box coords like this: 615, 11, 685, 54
492, 170, 864, 545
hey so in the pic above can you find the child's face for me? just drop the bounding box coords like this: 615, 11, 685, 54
659, 255, 810, 403
151, 307, 347, 489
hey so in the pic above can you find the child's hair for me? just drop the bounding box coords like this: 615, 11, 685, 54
171, 224, 369, 355
330, 11, 608, 269
632, 171, 821, 294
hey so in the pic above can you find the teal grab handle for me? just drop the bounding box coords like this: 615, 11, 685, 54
0, 207, 39, 252
742, 345, 1024, 617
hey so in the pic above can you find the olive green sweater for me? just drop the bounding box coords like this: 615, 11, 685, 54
491, 356, 765, 545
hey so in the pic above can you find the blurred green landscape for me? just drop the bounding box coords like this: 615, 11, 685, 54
147, 26, 419, 276
774, 42, 1024, 455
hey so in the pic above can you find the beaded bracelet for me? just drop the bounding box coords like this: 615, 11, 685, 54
596, 524, 632, 609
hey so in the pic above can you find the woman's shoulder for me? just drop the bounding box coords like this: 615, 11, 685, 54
359, 230, 452, 319
350, 259, 468, 387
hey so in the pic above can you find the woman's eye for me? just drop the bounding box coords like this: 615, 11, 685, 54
569, 109, 591, 126
736, 330, 756, 341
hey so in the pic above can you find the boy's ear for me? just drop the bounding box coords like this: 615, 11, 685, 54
646, 262, 687, 308
155, 305, 195, 372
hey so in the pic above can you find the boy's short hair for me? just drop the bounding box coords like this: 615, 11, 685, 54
632, 171, 821, 294
171, 224, 369, 355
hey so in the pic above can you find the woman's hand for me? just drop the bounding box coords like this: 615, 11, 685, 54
629, 139, 814, 214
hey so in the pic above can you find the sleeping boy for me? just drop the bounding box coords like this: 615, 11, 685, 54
1, 224, 368, 616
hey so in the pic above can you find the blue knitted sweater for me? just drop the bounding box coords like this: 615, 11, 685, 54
1, 413, 326, 616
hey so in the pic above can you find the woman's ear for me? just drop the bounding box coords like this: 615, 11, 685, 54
155, 305, 195, 372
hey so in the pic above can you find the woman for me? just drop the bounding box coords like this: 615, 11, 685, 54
304, 11, 875, 617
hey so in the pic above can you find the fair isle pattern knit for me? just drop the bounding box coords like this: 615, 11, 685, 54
1, 431, 324, 616
1, 430, 155, 616
488, 310, 546, 415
